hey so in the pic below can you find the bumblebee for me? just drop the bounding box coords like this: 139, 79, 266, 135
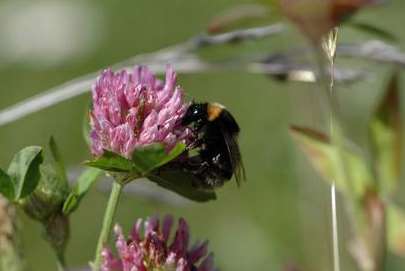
181, 102, 245, 188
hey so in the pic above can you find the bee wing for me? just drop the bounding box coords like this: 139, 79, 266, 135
219, 122, 246, 186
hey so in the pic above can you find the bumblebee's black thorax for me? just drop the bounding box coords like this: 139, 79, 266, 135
182, 102, 239, 133
208, 105, 240, 135
180, 102, 243, 188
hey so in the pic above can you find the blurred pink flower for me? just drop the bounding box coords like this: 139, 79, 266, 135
101, 215, 216, 271
280, 0, 383, 41
90, 66, 193, 158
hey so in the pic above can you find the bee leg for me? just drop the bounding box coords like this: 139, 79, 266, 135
187, 138, 204, 150
181, 154, 226, 188
183, 155, 204, 169
183, 159, 213, 187
192, 161, 225, 188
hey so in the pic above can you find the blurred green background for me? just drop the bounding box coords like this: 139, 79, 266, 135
0, 0, 405, 270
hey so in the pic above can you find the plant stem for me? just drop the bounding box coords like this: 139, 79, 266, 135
331, 183, 341, 271
56, 254, 66, 271
316, 29, 387, 271
329, 28, 340, 271
325, 29, 341, 271
314, 32, 354, 196
92, 181, 123, 271
316, 28, 342, 271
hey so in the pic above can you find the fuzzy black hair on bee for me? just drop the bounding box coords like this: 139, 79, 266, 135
180, 102, 245, 188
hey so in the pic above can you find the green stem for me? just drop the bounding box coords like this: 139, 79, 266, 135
92, 181, 123, 271
327, 30, 342, 271
56, 254, 66, 271
314, 40, 354, 197
318, 28, 343, 271
316, 29, 387, 271
43, 213, 69, 271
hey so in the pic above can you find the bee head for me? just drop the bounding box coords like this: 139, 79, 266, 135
181, 103, 208, 126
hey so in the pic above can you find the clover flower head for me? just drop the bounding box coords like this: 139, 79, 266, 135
101, 215, 216, 271
90, 65, 193, 158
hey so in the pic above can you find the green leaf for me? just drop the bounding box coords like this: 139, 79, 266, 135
369, 72, 401, 196
62, 168, 103, 215
85, 144, 186, 186
290, 126, 374, 197
347, 191, 386, 268
0, 168, 14, 200
148, 170, 217, 202
21, 164, 69, 221
387, 205, 405, 257
85, 151, 136, 172
132, 143, 186, 175
49, 136, 68, 185
72, 168, 103, 197
62, 194, 78, 216
7, 146, 43, 200
349, 21, 397, 42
